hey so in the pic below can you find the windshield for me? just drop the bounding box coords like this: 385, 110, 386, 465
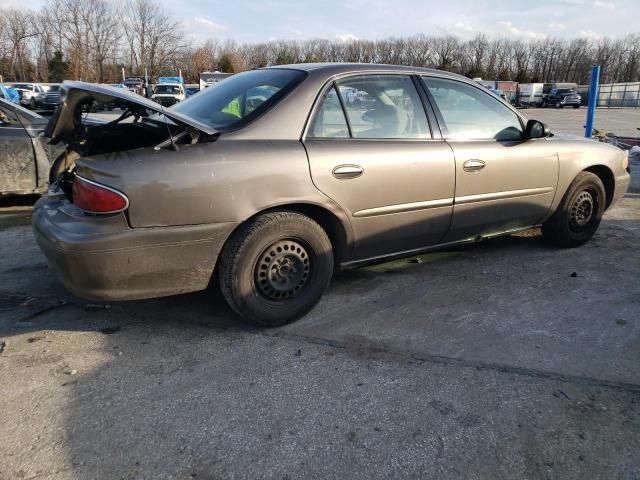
155, 85, 181, 95
171, 68, 306, 131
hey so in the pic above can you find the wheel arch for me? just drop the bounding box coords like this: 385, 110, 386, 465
220, 202, 353, 269
583, 164, 615, 208
281, 203, 351, 265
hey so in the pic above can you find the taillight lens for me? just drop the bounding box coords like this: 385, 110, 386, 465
72, 176, 129, 214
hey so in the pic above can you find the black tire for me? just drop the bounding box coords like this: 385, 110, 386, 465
573, 105, 580, 109
218, 211, 334, 326
556, 102, 562, 108
542, 172, 606, 248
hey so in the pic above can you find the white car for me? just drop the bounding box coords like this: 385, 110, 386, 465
151, 83, 186, 107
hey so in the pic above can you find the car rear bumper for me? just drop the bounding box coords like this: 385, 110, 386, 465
32, 196, 237, 301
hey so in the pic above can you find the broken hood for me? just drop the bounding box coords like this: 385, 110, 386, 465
46, 80, 218, 142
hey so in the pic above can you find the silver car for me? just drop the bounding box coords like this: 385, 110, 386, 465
0, 98, 65, 196
32, 64, 631, 325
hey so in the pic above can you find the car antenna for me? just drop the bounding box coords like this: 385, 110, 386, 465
158, 102, 178, 151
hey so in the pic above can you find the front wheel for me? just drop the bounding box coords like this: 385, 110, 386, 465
573, 105, 580, 109
542, 172, 606, 248
218, 211, 334, 326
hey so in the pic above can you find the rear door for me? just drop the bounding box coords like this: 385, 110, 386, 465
0, 101, 36, 194
420, 76, 558, 242
303, 74, 456, 261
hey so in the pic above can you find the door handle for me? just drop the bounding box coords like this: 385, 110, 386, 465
463, 159, 486, 172
333, 164, 364, 179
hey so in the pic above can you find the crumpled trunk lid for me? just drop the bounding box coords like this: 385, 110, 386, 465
46, 81, 217, 143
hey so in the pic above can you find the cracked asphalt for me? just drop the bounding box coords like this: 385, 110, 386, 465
1, 110, 639, 478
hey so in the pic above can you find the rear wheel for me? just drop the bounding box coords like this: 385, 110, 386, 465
218, 211, 334, 326
542, 172, 606, 247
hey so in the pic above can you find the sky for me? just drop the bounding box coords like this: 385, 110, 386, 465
2, 0, 638, 43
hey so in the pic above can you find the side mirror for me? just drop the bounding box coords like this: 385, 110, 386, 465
525, 119, 550, 139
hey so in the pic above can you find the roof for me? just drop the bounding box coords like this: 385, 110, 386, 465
271, 62, 466, 79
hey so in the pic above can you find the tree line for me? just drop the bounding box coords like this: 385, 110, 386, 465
1, 0, 639, 85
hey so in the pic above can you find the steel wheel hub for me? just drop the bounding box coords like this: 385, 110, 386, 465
255, 239, 311, 301
570, 190, 594, 229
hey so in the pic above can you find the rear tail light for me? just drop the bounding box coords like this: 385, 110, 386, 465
72, 176, 129, 214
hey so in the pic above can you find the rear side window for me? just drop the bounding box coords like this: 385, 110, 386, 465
308, 86, 349, 138
336, 75, 429, 139
422, 77, 523, 141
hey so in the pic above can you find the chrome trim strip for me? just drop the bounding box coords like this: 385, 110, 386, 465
455, 187, 554, 205
353, 197, 453, 218
75, 175, 130, 214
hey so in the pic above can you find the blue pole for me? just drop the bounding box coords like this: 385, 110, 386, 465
584, 64, 600, 138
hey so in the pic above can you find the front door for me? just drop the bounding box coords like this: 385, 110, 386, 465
303, 74, 456, 260
420, 76, 559, 241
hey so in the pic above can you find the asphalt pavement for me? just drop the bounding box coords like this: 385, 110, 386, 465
0, 107, 638, 479
0, 194, 638, 479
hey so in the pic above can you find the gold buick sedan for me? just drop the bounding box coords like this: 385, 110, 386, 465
33, 63, 631, 325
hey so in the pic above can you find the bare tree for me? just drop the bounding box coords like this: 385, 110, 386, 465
2, 9, 37, 80
1, 5, 639, 85
122, 0, 185, 77
82, 0, 120, 82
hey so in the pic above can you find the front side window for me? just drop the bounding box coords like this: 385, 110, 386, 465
171, 68, 306, 131
336, 75, 429, 139
308, 86, 349, 138
422, 77, 523, 141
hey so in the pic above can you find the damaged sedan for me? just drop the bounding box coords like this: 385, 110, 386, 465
0, 98, 66, 196
32, 64, 631, 326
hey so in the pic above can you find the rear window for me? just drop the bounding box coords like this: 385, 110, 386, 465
171, 68, 306, 131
